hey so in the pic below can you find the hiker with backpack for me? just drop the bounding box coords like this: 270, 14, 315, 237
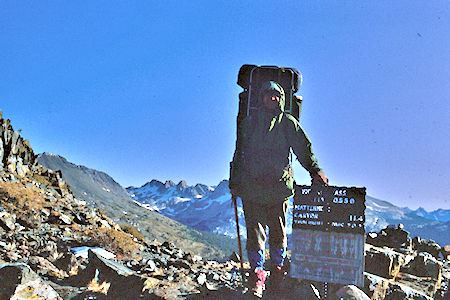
229, 79, 328, 298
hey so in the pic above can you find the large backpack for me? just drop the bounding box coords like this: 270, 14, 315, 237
237, 64, 303, 126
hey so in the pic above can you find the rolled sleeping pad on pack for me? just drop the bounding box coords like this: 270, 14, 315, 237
237, 64, 302, 93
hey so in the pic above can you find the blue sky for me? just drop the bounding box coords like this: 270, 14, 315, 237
1, 1, 449, 211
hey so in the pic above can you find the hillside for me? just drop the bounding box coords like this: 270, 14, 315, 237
38, 153, 237, 260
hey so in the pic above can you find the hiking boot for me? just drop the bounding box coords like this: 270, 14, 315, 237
248, 269, 266, 298
268, 265, 286, 292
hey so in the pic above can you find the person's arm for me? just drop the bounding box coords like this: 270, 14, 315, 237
287, 116, 328, 185
229, 119, 245, 195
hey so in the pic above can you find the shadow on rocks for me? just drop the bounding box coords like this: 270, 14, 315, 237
185, 278, 322, 300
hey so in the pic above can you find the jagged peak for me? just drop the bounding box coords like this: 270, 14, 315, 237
415, 207, 428, 213
177, 180, 188, 189
211, 180, 229, 195
150, 179, 163, 185
40, 152, 60, 157
164, 180, 176, 188
141, 179, 164, 188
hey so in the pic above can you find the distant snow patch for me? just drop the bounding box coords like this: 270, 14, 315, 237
132, 200, 159, 211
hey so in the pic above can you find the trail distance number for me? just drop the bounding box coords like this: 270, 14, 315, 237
333, 197, 355, 204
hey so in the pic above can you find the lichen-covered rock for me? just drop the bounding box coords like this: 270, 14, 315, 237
69, 249, 146, 299
0, 207, 16, 231
27, 256, 68, 279
0, 263, 62, 300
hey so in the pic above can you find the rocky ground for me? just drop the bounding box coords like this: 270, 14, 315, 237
0, 170, 247, 299
2, 179, 449, 300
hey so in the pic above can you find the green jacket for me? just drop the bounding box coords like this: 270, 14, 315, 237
230, 81, 323, 202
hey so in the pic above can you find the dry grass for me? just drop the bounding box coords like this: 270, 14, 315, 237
0, 181, 51, 212
32, 174, 52, 188
0, 181, 139, 259
84, 227, 140, 259
119, 224, 146, 243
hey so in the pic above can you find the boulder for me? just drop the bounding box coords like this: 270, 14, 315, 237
367, 225, 412, 250
365, 247, 406, 279
394, 271, 443, 299
0, 208, 16, 231
413, 237, 442, 259
10, 130, 20, 155
335, 284, 370, 300
53, 252, 80, 276
402, 252, 443, 280
363, 272, 434, 300
442, 245, 450, 261
69, 249, 146, 299
28, 256, 68, 279
0, 263, 61, 300
384, 283, 432, 300
383, 224, 412, 250
364, 273, 390, 299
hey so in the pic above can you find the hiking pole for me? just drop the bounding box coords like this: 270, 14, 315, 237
232, 195, 244, 271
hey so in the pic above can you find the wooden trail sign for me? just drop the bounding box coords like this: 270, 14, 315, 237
290, 185, 366, 287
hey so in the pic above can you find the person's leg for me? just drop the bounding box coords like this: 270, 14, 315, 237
242, 199, 268, 270
267, 199, 289, 291
242, 198, 268, 297
268, 199, 288, 265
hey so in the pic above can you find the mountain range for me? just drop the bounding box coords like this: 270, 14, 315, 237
127, 179, 450, 247
401, 206, 450, 222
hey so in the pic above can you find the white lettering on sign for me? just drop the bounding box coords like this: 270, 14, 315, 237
302, 188, 311, 195
294, 220, 307, 224
333, 197, 355, 204
332, 222, 345, 227
295, 212, 319, 219
294, 205, 324, 211
313, 196, 325, 203
334, 189, 347, 196
349, 215, 364, 222
308, 220, 323, 226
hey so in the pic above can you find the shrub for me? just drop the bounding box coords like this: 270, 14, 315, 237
119, 224, 146, 243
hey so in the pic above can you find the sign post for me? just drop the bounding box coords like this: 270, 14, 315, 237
290, 185, 366, 288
